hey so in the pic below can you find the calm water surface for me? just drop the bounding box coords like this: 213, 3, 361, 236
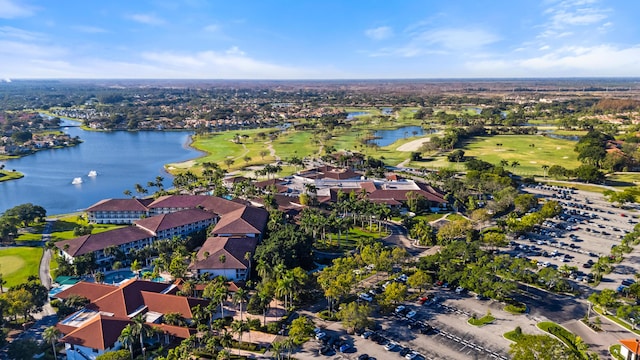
0, 119, 201, 215
373, 126, 430, 147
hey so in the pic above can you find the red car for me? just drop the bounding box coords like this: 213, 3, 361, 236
417, 297, 428, 305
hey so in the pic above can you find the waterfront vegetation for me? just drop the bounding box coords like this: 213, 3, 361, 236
0, 169, 24, 182
0, 247, 43, 288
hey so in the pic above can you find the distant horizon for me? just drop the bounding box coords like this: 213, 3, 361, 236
1, 1, 640, 79
4, 77, 640, 82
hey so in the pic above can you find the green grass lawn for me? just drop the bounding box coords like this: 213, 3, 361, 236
0, 169, 24, 182
413, 213, 446, 222
503, 329, 524, 342
271, 130, 320, 159
16, 215, 123, 242
425, 135, 582, 176
0, 247, 43, 288
172, 128, 280, 172
606, 173, 640, 188
468, 314, 495, 326
315, 226, 388, 251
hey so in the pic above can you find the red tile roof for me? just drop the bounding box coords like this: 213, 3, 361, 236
190, 237, 258, 271
140, 291, 209, 317
211, 206, 268, 235
87, 279, 175, 317
134, 208, 217, 234
54, 282, 118, 302
60, 314, 131, 350
147, 195, 210, 210
620, 339, 640, 354
151, 323, 195, 339
86, 198, 151, 212
198, 196, 246, 215
55, 226, 153, 256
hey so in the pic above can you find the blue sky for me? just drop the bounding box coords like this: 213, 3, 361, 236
1, 0, 639, 79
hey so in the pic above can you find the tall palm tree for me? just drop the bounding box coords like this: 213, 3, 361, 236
541, 164, 550, 178
233, 288, 248, 321
220, 329, 233, 354
231, 320, 245, 355
131, 314, 153, 360
214, 286, 229, 319
118, 324, 136, 360
271, 340, 285, 360
43, 326, 61, 360
219, 254, 227, 280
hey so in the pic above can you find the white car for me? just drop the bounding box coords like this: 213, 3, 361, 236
455, 286, 464, 294
315, 332, 327, 340
405, 351, 418, 359
406, 310, 417, 318
395, 305, 406, 313
385, 342, 398, 351
359, 293, 373, 302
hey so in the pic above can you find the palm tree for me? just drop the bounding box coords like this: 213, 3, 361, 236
220, 329, 233, 354
118, 324, 136, 360
231, 320, 245, 355
214, 286, 229, 319
271, 340, 285, 360
132, 314, 153, 360
542, 164, 550, 178
233, 288, 249, 321
219, 254, 227, 279
43, 326, 61, 360
499, 159, 509, 167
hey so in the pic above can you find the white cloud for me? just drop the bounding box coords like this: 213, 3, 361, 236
0, 0, 36, 19
203, 24, 220, 32
365, 26, 393, 40
126, 13, 166, 26
417, 28, 500, 51
0, 26, 44, 41
538, 0, 611, 39
466, 44, 640, 77
139, 47, 308, 78
368, 27, 499, 58
71, 25, 108, 34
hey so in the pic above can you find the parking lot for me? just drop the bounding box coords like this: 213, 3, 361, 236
515, 183, 638, 291
295, 285, 553, 360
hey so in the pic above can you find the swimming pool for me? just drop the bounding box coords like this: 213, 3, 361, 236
103, 270, 135, 284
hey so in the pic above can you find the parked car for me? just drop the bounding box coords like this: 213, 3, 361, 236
405, 351, 419, 359
384, 342, 398, 351
359, 293, 373, 302
406, 310, 417, 319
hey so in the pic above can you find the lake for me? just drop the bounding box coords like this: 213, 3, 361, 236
0, 119, 201, 215
372, 126, 431, 147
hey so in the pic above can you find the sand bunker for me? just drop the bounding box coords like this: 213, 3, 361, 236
397, 137, 432, 152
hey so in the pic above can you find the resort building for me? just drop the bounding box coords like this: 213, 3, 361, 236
57, 195, 268, 273
189, 236, 258, 281
619, 339, 640, 360
54, 279, 208, 360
